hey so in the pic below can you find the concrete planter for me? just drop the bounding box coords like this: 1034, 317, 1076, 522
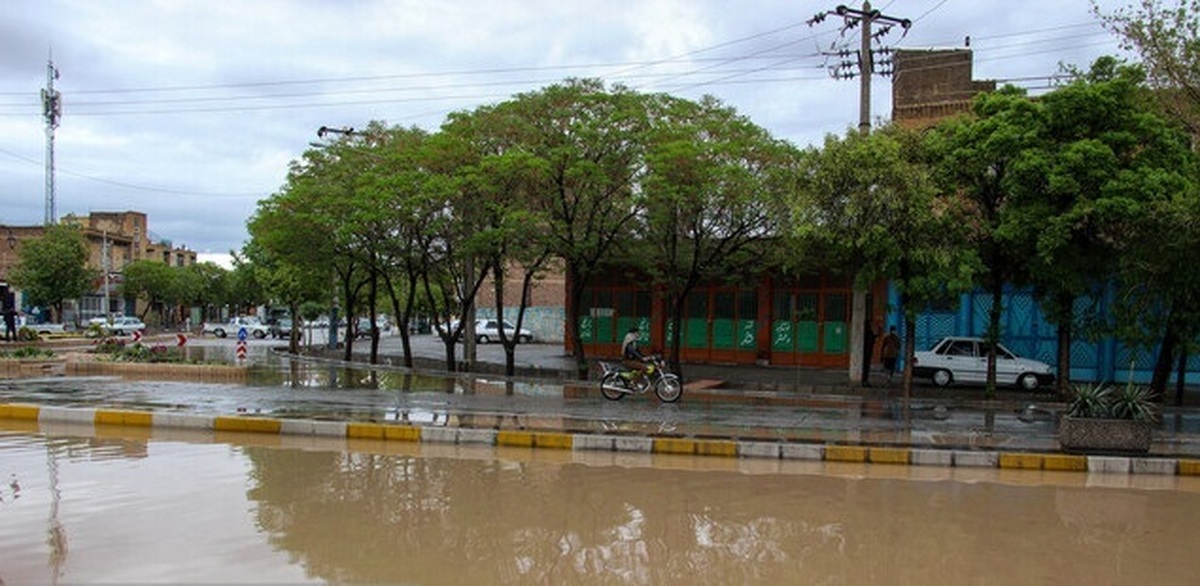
1058, 415, 1153, 455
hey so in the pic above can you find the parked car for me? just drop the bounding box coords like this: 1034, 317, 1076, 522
16, 316, 68, 336
202, 316, 270, 339
911, 336, 1055, 390
434, 319, 533, 343
353, 316, 392, 339
95, 316, 147, 337
472, 319, 534, 344
269, 318, 294, 339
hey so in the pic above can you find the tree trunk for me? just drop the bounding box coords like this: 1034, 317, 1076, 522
1150, 323, 1177, 400
1056, 323, 1072, 401
1176, 349, 1188, 407
667, 291, 686, 382
902, 315, 916, 417
367, 269, 380, 365
985, 282, 1004, 398
567, 271, 590, 380
493, 263, 516, 378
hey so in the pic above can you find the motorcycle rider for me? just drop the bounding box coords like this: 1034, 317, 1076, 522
621, 327, 652, 387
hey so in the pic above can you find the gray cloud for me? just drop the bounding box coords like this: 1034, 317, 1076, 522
0, 0, 1129, 258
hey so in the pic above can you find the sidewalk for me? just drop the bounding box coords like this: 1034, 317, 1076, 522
341, 336, 1200, 460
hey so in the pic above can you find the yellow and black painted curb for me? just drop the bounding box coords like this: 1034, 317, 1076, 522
3, 402, 1198, 476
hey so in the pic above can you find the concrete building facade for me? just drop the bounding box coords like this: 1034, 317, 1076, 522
0, 211, 197, 325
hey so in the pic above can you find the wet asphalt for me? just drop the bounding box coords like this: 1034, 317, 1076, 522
6, 329, 1200, 457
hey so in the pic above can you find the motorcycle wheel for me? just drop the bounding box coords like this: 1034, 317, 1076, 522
599, 372, 627, 401
655, 375, 682, 403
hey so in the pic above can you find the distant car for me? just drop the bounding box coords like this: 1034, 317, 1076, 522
99, 316, 147, 336
353, 316, 393, 339
269, 318, 294, 339
434, 319, 533, 343
911, 336, 1055, 390
472, 319, 534, 344
16, 316, 68, 336
202, 316, 270, 339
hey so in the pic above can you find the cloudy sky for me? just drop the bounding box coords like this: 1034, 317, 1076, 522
1, 1, 1132, 265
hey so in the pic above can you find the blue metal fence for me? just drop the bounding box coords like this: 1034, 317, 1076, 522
887, 284, 1199, 385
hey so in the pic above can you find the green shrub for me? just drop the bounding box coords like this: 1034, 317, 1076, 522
1067, 381, 1159, 422
15, 327, 39, 342
1, 346, 56, 360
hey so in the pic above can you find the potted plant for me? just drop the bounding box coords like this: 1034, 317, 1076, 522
1059, 381, 1159, 454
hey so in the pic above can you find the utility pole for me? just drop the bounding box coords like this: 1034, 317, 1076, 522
41, 56, 62, 225
102, 231, 111, 321
809, 3, 910, 385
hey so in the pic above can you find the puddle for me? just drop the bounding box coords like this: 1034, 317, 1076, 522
2, 423, 1199, 584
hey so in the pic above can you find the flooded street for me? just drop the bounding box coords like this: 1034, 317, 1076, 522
3, 422, 1199, 584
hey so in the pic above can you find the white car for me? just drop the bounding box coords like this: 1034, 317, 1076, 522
437, 319, 534, 343
911, 336, 1055, 390
474, 319, 534, 343
94, 316, 147, 336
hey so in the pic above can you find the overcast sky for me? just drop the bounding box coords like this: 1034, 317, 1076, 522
1, 0, 1131, 265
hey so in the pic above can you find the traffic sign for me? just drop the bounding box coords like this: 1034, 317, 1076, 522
236, 340, 247, 360
237, 327, 248, 341
132, 330, 142, 343
176, 333, 188, 347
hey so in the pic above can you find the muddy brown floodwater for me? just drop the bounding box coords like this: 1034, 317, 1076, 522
2, 422, 1199, 584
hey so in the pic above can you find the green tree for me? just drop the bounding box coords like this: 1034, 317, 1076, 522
437, 101, 556, 376
347, 124, 431, 365
997, 58, 1196, 397
120, 260, 179, 325
795, 126, 978, 401
365, 127, 439, 368
1095, 0, 1200, 135
931, 86, 1045, 395
640, 93, 799, 376
184, 261, 230, 323
9, 223, 94, 323
503, 79, 652, 379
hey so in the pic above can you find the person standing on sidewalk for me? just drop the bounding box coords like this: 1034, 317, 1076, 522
880, 326, 901, 383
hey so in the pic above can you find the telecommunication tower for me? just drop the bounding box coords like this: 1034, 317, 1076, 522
41, 57, 62, 225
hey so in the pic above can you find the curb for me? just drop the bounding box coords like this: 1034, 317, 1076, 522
4, 402, 1198, 477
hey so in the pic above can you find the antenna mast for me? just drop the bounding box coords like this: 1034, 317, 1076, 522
41, 56, 61, 225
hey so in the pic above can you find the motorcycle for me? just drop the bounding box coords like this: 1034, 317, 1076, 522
597, 354, 682, 403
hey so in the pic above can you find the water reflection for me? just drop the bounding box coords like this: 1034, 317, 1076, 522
248, 357, 563, 399
3, 425, 1200, 584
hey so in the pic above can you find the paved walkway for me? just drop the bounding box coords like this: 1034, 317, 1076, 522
325, 335, 1200, 460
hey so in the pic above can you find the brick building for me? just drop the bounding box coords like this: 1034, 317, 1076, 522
0, 211, 197, 324
892, 48, 995, 128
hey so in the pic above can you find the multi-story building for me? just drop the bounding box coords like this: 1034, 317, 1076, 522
0, 210, 197, 324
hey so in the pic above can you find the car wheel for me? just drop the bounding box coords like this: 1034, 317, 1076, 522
518, 334, 532, 343
215, 329, 226, 338
253, 330, 266, 339
477, 335, 490, 344
932, 369, 954, 387
1018, 373, 1040, 391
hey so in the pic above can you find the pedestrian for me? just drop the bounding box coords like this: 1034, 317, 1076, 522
880, 326, 901, 383
3, 306, 15, 342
